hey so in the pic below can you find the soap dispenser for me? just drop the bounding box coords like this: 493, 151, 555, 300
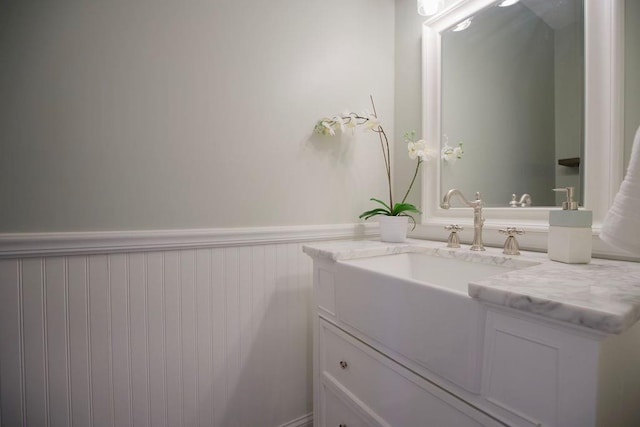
548, 187, 592, 263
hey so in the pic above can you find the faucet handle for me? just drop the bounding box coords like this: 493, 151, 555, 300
499, 227, 524, 255
499, 227, 525, 236
445, 224, 463, 248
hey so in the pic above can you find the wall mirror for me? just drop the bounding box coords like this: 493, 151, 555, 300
440, 0, 584, 208
419, 0, 624, 249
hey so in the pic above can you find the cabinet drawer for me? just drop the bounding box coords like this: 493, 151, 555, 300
320, 319, 504, 427
321, 383, 376, 427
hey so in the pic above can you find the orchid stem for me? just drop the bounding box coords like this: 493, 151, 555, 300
370, 95, 393, 210
401, 159, 422, 204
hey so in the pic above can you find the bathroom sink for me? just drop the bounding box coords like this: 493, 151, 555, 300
332, 251, 538, 393
339, 251, 537, 293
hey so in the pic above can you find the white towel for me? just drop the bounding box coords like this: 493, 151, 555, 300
600, 125, 640, 255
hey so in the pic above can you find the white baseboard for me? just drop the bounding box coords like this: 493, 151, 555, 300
0, 223, 378, 259
278, 413, 313, 427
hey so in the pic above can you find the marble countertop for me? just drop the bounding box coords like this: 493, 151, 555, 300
303, 239, 640, 334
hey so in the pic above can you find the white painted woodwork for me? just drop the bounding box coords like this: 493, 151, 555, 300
309, 252, 640, 427
482, 309, 599, 427
316, 267, 337, 317
481, 307, 640, 427
0, 238, 316, 427
319, 319, 501, 427
320, 383, 379, 427
278, 413, 314, 427
0, 223, 377, 259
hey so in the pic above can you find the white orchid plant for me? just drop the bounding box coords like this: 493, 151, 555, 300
314, 97, 462, 226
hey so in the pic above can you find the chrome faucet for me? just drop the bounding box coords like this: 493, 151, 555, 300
441, 189, 485, 251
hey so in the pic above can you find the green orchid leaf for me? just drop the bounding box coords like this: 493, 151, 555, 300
391, 203, 421, 216
369, 197, 391, 211
359, 208, 391, 220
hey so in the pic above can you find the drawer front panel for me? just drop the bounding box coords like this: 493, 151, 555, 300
321, 383, 374, 427
320, 319, 503, 427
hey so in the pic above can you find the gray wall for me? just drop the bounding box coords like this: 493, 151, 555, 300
0, 0, 394, 232
393, 0, 430, 209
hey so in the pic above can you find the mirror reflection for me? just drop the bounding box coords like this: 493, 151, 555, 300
439, 0, 584, 207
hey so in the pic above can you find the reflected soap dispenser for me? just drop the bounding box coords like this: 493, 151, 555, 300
548, 187, 592, 263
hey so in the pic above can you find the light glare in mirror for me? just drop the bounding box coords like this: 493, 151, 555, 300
452, 18, 473, 32
498, 0, 520, 7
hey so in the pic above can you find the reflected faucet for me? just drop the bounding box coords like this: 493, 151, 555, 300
509, 193, 532, 207
441, 189, 485, 251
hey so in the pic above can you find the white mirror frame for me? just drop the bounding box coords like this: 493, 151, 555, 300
415, 0, 625, 255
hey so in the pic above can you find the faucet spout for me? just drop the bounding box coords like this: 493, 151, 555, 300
441, 189, 485, 251
518, 193, 532, 207
441, 189, 477, 209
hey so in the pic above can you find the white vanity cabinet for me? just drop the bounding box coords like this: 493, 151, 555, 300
312, 257, 505, 427
309, 253, 640, 427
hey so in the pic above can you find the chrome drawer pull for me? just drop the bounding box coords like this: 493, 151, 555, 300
339, 360, 348, 369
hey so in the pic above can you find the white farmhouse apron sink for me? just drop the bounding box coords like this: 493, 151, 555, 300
334, 252, 538, 392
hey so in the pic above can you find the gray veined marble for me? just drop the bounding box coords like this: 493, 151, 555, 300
468, 259, 640, 334
303, 239, 640, 334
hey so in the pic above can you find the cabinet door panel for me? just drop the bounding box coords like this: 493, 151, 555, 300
482, 309, 599, 427
484, 328, 559, 426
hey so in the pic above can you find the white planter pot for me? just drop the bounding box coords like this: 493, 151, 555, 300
378, 215, 409, 243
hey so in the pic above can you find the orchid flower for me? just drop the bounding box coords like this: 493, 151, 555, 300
408, 140, 425, 160
321, 121, 335, 136
345, 113, 358, 133
363, 114, 380, 130
408, 139, 439, 161
442, 142, 464, 163
332, 116, 345, 133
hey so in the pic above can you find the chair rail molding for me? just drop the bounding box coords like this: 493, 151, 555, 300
0, 223, 378, 259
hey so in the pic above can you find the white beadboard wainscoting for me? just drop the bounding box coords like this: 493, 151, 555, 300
0, 225, 374, 427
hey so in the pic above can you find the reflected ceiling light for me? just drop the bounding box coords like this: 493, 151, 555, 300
498, 0, 520, 6
452, 17, 473, 32
417, 0, 441, 16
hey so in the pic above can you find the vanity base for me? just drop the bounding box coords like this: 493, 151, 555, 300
310, 253, 640, 427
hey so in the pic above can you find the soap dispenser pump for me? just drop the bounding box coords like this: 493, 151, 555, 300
548, 187, 592, 263
554, 187, 578, 210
